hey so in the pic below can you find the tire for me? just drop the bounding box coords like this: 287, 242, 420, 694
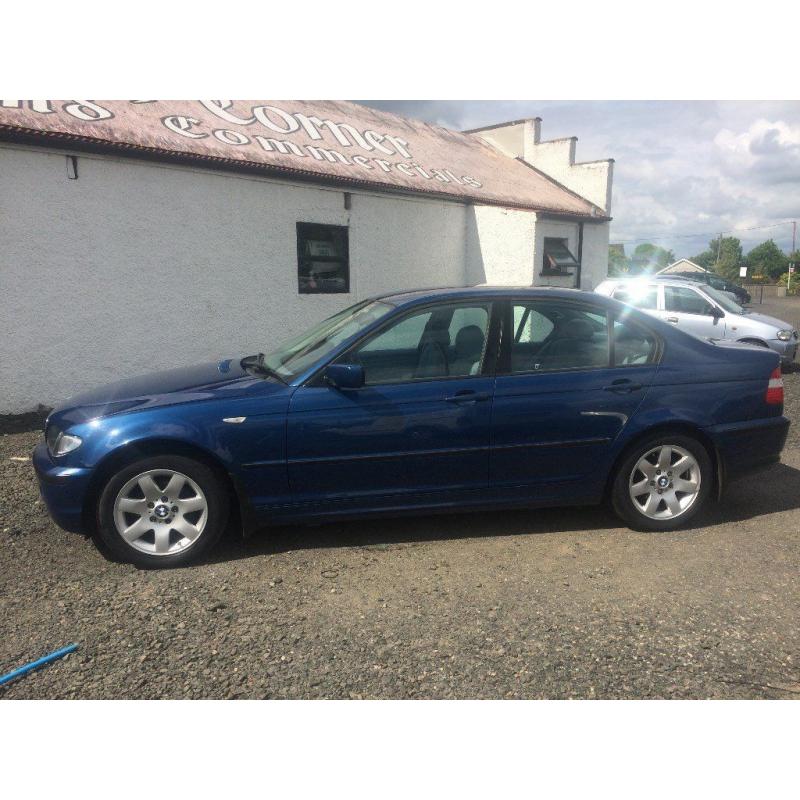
611, 434, 712, 531
95, 455, 229, 568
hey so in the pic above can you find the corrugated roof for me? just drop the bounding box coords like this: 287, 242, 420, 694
0, 100, 608, 219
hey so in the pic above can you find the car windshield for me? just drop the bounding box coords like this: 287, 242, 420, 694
701, 285, 744, 314
259, 299, 394, 381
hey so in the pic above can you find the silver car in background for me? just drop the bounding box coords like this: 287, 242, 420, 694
595, 277, 798, 365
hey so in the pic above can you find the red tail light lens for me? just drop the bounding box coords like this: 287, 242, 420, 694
766, 367, 784, 405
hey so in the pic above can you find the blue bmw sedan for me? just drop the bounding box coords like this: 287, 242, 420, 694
34, 287, 789, 568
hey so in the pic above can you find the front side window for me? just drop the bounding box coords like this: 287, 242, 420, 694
664, 286, 714, 316
510, 301, 609, 373
349, 302, 490, 385
261, 299, 393, 381
297, 223, 349, 294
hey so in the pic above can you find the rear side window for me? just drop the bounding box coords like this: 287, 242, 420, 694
509, 301, 609, 373
613, 317, 658, 366
613, 286, 658, 310
664, 286, 714, 315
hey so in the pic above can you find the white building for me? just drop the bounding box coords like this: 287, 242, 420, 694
657, 258, 708, 274
0, 100, 613, 414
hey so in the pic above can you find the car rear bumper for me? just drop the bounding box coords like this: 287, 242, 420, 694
705, 415, 790, 483
32, 442, 92, 533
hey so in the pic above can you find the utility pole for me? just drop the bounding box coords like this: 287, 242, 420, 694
714, 233, 723, 273
790, 220, 796, 293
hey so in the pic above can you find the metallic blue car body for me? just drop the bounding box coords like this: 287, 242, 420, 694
33, 287, 789, 536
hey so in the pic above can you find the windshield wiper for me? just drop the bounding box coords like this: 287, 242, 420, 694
240, 353, 287, 383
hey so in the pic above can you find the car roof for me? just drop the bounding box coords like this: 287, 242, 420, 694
373, 285, 599, 307
600, 277, 711, 291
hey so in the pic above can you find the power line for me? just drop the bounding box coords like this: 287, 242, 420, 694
612, 220, 795, 245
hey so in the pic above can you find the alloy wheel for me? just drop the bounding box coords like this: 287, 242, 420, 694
628, 445, 701, 521
112, 469, 208, 555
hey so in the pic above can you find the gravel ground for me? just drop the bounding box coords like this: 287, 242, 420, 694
2, 298, 799, 700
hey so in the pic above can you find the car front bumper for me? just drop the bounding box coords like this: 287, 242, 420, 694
32, 442, 93, 533
767, 338, 798, 364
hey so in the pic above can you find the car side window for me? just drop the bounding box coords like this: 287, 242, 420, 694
350, 303, 490, 385
612, 286, 658, 310
510, 301, 609, 373
664, 286, 714, 316
613, 317, 658, 366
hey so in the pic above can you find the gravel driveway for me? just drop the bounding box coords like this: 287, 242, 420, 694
2, 299, 799, 700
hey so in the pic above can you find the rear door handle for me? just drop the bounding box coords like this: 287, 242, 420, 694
603, 379, 642, 393
665, 316, 679, 323
445, 390, 490, 404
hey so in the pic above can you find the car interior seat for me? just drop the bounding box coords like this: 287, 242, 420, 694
450, 325, 485, 376
415, 328, 451, 378
533, 318, 605, 370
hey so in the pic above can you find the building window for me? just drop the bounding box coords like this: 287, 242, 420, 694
541, 237, 580, 276
297, 223, 349, 294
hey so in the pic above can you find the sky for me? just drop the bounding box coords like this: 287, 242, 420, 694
358, 101, 800, 259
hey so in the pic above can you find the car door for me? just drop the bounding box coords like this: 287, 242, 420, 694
662, 285, 726, 339
489, 298, 659, 497
286, 300, 498, 508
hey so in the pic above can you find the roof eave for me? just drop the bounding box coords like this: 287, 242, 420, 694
0, 124, 610, 222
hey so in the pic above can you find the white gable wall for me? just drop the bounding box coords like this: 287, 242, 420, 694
1, 142, 610, 413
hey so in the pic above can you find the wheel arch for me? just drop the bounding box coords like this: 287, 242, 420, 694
82, 437, 248, 535
606, 422, 722, 502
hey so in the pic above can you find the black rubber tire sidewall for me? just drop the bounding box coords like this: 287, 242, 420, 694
95, 455, 228, 568
611, 434, 712, 532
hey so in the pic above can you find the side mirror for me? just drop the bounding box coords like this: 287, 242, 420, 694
324, 363, 365, 390
710, 306, 725, 319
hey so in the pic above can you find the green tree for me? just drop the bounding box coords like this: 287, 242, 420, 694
690, 237, 743, 279
689, 249, 716, 269
608, 243, 629, 276
632, 243, 676, 272
691, 237, 743, 281
745, 239, 789, 280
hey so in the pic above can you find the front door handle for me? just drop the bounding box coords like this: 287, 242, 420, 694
665, 316, 679, 323
445, 390, 490, 404
603, 379, 643, 394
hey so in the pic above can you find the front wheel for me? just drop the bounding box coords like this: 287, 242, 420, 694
95, 455, 229, 567
611, 435, 712, 531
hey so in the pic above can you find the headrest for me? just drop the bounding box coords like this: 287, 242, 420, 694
561, 319, 595, 340
418, 328, 450, 349
455, 325, 485, 358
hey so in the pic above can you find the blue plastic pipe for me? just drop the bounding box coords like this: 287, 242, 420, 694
0, 643, 79, 687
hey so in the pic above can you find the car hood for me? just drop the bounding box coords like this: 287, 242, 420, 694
49, 358, 284, 428
738, 311, 794, 331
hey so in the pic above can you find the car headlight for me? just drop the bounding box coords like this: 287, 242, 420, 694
48, 429, 83, 457
777, 330, 793, 342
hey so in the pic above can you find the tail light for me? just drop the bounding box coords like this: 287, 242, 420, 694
766, 367, 784, 405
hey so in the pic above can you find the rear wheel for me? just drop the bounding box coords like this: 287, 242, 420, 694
611, 434, 712, 531
95, 455, 228, 568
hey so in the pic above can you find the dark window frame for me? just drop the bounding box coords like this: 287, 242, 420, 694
297, 222, 350, 294
541, 237, 580, 277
